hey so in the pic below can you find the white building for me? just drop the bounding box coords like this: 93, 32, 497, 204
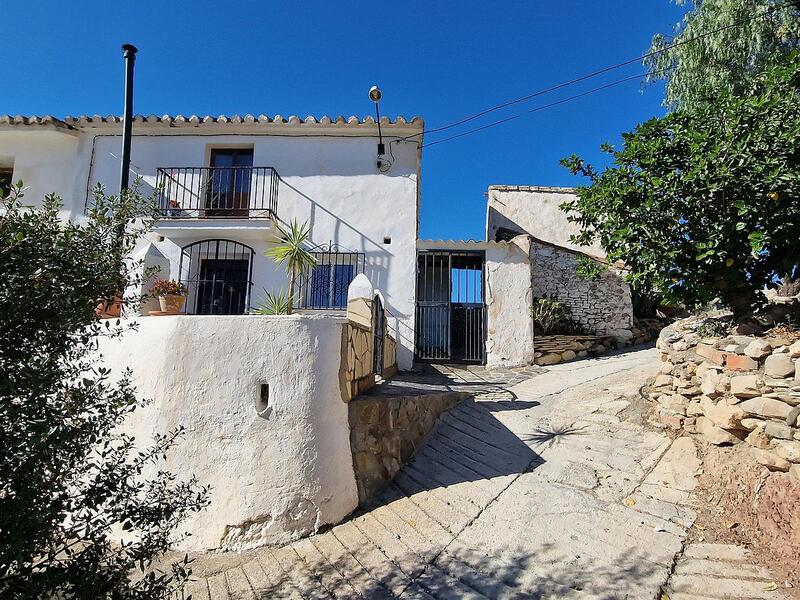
0, 113, 423, 369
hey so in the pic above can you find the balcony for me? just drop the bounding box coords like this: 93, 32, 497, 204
154, 166, 278, 220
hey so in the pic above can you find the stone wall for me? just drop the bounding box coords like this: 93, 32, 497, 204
339, 275, 399, 402
348, 391, 470, 503
533, 334, 618, 366
340, 322, 376, 402
645, 318, 800, 478
530, 238, 633, 342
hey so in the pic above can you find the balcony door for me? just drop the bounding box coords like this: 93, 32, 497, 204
206, 149, 253, 217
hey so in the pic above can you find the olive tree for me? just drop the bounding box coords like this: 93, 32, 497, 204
562, 56, 800, 317
646, 0, 800, 109
0, 183, 208, 599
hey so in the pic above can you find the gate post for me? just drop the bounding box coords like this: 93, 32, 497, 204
485, 236, 535, 368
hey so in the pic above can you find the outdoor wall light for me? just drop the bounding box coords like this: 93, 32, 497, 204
369, 85, 386, 169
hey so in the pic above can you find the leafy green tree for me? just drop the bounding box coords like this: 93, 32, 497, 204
0, 183, 208, 599
266, 220, 317, 314
646, 0, 800, 109
562, 56, 800, 317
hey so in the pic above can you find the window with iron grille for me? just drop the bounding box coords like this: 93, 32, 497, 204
179, 239, 255, 315
297, 244, 364, 310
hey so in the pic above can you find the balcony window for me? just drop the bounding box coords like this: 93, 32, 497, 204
297, 245, 365, 310
206, 149, 253, 217
179, 239, 254, 315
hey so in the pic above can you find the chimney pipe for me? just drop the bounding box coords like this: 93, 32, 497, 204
119, 44, 137, 193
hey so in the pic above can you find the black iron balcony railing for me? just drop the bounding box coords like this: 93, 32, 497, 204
154, 166, 278, 219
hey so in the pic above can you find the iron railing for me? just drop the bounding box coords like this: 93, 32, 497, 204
178, 239, 255, 315
155, 166, 278, 219
296, 244, 365, 310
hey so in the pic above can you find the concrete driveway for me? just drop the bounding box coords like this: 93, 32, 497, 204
181, 347, 784, 599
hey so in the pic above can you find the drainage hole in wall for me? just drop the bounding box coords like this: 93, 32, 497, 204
256, 383, 270, 415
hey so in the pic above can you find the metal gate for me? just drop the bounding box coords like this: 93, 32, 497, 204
415, 251, 486, 363
373, 295, 384, 374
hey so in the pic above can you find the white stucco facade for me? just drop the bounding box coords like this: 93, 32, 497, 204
0, 115, 423, 369
485, 237, 535, 369
486, 185, 605, 257
98, 314, 357, 551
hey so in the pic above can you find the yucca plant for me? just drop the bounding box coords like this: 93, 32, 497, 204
265, 220, 316, 314
251, 289, 292, 315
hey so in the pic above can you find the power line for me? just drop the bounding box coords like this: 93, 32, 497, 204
421, 71, 657, 148
402, 1, 793, 144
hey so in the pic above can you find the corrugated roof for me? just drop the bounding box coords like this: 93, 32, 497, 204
0, 113, 424, 132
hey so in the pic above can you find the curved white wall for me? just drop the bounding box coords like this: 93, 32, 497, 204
99, 314, 358, 551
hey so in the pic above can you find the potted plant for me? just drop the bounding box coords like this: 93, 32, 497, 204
151, 279, 188, 314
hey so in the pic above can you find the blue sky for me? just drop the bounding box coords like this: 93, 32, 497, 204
1, 0, 687, 240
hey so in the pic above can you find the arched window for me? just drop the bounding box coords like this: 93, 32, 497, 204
179, 239, 254, 315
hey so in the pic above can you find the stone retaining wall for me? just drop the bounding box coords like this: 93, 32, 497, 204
348, 391, 470, 503
532, 317, 666, 366
645, 318, 800, 477
534, 334, 617, 366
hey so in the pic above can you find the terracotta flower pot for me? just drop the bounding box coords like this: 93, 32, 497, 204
95, 293, 123, 318
159, 294, 186, 314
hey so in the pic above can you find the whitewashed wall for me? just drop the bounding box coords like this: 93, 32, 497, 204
485, 238, 535, 369
0, 125, 421, 369
486, 185, 605, 257
0, 130, 82, 219
98, 314, 357, 551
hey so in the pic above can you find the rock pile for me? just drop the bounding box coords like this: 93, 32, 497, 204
645, 318, 800, 478
533, 335, 618, 366
630, 317, 666, 346
533, 317, 668, 367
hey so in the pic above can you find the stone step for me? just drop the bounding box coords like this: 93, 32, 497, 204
331, 520, 412, 598
673, 558, 772, 580
240, 558, 294, 599
435, 422, 530, 472
247, 552, 305, 599
270, 545, 334, 600
682, 543, 752, 562
224, 567, 257, 600
375, 492, 455, 556
411, 564, 492, 600
388, 479, 471, 536
181, 578, 210, 600
292, 537, 364, 599
351, 511, 429, 579
412, 449, 498, 507
310, 532, 394, 600
207, 572, 229, 600
429, 434, 513, 480
666, 574, 786, 599
396, 467, 481, 523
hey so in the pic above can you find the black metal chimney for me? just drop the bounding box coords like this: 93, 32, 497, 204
120, 44, 137, 193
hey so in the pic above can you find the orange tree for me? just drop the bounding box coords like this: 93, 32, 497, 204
561, 55, 800, 318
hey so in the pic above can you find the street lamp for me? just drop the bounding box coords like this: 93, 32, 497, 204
369, 85, 385, 169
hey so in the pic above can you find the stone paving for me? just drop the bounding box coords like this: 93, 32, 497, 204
177, 348, 786, 599
666, 543, 787, 600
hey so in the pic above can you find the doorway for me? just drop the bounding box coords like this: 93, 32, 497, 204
206, 148, 254, 217
415, 251, 486, 363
